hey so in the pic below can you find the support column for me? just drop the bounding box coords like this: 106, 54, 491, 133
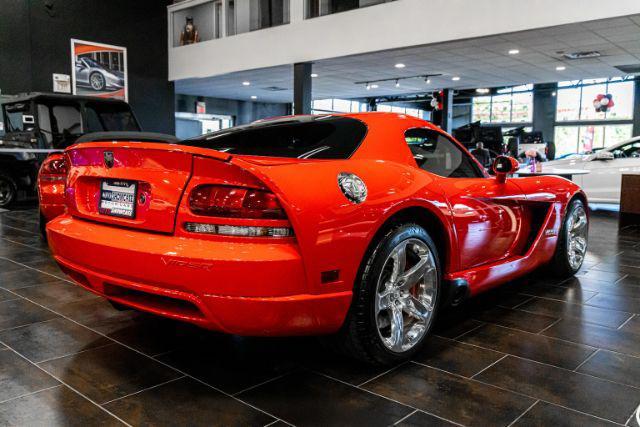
532, 83, 557, 144
433, 90, 453, 132
293, 62, 312, 115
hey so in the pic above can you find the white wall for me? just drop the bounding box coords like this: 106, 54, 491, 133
169, 0, 640, 81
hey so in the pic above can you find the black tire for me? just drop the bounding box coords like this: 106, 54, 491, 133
0, 174, 17, 209
89, 72, 106, 91
39, 212, 48, 241
550, 198, 588, 278
331, 223, 441, 365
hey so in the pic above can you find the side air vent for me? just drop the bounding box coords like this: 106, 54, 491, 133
614, 64, 640, 74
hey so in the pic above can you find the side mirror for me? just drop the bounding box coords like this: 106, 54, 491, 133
492, 155, 519, 184
593, 151, 614, 161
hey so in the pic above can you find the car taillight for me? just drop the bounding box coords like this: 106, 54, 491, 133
188, 185, 286, 219
40, 155, 68, 181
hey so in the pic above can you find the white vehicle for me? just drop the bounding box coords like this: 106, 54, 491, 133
542, 136, 640, 204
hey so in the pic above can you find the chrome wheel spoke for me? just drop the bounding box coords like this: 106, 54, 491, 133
376, 238, 438, 353
566, 205, 588, 270
388, 305, 404, 351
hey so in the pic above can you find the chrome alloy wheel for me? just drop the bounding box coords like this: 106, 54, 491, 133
375, 238, 437, 353
566, 204, 588, 271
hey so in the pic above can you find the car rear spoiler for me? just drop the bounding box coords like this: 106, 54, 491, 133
75, 132, 179, 144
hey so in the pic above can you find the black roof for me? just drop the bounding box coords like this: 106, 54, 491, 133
1, 92, 130, 105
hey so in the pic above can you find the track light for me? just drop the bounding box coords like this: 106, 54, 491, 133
395, 80, 400, 88
366, 83, 371, 90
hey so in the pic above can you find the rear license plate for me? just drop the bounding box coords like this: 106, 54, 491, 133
99, 180, 137, 219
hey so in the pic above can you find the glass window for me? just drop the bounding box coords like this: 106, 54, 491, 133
556, 87, 580, 121
471, 86, 533, 124
405, 128, 483, 178
471, 97, 491, 122
182, 116, 367, 159
556, 78, 635, 122
554, 124, 633, 157
85, 102, 141, 132
306, 0, 396, 18
611, 141, 640, 158
250, 0, 290, 31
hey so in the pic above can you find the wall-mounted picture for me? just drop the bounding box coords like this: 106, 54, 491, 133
71, 39, 128, 101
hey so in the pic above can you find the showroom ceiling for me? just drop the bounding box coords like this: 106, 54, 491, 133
175, 14, 640, 103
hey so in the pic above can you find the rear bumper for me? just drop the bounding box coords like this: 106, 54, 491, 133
47, 215, 352, 335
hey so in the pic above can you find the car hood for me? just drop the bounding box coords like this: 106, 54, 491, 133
545, 155, 589, 168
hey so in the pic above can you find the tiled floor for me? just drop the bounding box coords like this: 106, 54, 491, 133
1, 206, 640, 426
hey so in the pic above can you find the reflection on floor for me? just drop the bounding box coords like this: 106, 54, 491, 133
1, 207, 639, 426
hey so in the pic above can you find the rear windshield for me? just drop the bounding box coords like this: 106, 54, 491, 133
181, 116, 367, 159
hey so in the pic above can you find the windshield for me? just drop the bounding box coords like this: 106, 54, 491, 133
85, 102, 140, 132
181, 116, 367, 159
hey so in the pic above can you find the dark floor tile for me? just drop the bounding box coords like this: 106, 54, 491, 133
20, 258, 65, 278
475, 356, 640, 424
542, 318, 640, 357
396, 410, 457, 427
38, 343, 181, 404
413, 335, 504, 377
0, 350, 59, 402
434, 317, 484, 339
54, 297, 144, 333
0, 385, 120, 426
0, 298, 59, 331
363, 362, 534, 426
561, 276, 640, 299
621, 316, 640, 335
587, 293, 640, 314
577, 350, 640, 389
0, 317, 112, 363
593, 262, 640, 277
0, 268, 62, 289
460, 323, 596, 369
519, 283, 598, 304
105, 377, 273, 426
14, 281, 100, 309
0, 258, 25, 275
473, 306, 559, 333
516, 295, 632, 328
306, 353, 391, 386
513, 401, 618, 426
159, 335, 305, 394
0, 288, 16, 302
620, 275, 640, 286
575, 269, 626, 282
240, 371, 411, 426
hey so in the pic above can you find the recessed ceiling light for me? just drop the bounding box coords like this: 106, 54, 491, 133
395, 80, 400, 88
395, 63, 406, 69
311, 73, 318, 78
476, 88, 490, 94
425, 78, 431, 84
371, 84, 379, 89
508, 49, 520, 55
556, 66, 566, 71
242, 81, 251, 86
251, 95, 258, 100
366, 83, 371, 90
452, 76, 461, 81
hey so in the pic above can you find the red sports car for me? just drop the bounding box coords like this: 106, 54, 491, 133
46, 113, 588, 364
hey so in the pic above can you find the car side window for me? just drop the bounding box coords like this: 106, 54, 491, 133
405, 128, 484, 178
612, 142, 640, 158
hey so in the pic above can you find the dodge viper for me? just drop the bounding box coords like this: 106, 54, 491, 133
46, 113, 588, 364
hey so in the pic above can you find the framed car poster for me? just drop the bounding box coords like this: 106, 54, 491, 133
71, 39, 128, 101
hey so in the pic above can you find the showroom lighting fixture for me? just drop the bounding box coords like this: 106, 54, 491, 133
395, 63, 406, 69
476, 88, 490, 94
508, 49, 520, 55
356, 74, 441, 91
556, 65, 566, 71
251, 95, 258, 100
452, 76, 461, 81
242, 81, 251, 86
311, 73, 318, 78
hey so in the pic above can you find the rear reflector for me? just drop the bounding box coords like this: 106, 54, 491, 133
184, 222, 293, 238
188, 185, 286, 219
